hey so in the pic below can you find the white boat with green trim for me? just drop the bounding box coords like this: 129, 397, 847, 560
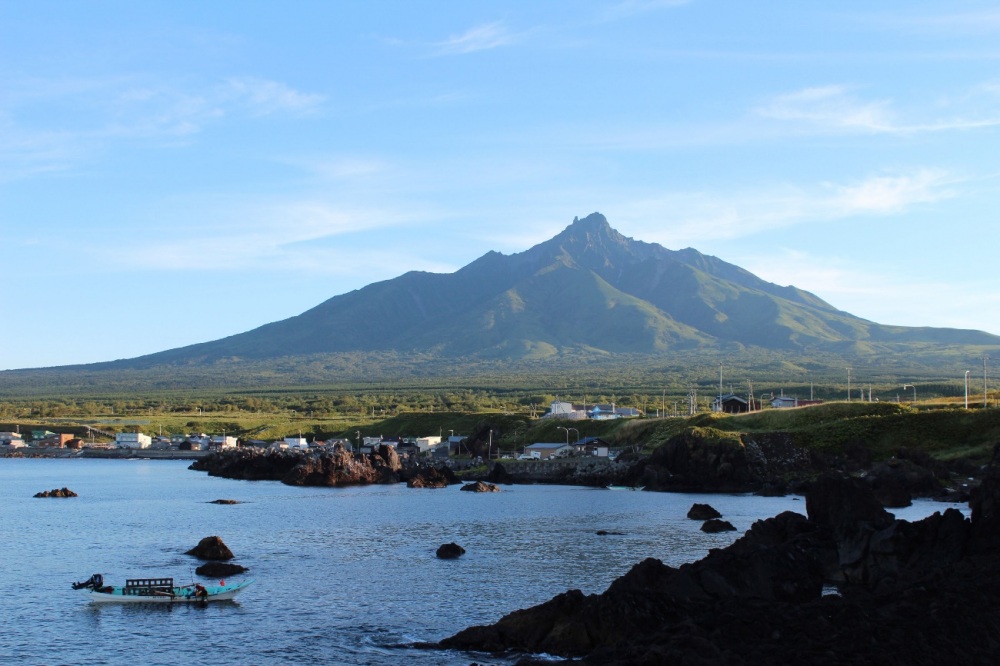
72, 574, 253, 603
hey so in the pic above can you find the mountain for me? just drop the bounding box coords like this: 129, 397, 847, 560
5, 213, 997, 395
110, 212, 997, 369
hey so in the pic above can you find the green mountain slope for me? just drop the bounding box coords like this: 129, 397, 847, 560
13, 213, 1000, 384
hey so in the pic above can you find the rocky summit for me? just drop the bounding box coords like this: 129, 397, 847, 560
436, 444, 1000, 664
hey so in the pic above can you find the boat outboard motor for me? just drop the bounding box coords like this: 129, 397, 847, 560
72, 573, 103, 590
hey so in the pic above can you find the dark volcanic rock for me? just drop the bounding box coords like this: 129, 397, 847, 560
624, 428, 761, 492
191, 444, 404, 487
209, 499, 240, 504
969, 442, 1000, 554
438, 460, 1000, 665
286, 444, 402, 486
436, 542, 466, 559
195, 561, 248, 577
865, 457, 940, 507
461, 481, 501, 492
186, 536, 235, 561
407, 465, 460, 488
701, 518, 736, 533
486, 462, 515, 484
33, 487, 77, 498
687, 503, 721, 520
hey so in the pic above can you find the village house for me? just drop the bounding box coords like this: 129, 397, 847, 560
770, 396, 824, 409
36, 433, 75, 448
523, 442, 573, 459
711, 393, 753, 414
0, 432, 25, 448
210, 434, 239, 450
574, 436, 612, 457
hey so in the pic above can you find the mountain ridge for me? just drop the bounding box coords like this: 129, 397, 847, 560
8, 213, 1000, 383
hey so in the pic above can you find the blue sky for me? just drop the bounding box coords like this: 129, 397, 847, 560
3, 1, 1000, 370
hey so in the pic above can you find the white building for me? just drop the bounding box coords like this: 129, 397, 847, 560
284, 436, 308, 450
415, 436, 442, 453
211, 435, 238, 450
115, 432, 152, 449
543, 401, 588, 420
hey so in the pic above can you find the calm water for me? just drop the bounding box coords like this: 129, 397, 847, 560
0, 459, 968, 665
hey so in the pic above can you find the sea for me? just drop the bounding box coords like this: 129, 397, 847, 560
0, 458, 969, 666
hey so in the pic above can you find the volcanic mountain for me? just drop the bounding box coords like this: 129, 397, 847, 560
113, 212, 996, 370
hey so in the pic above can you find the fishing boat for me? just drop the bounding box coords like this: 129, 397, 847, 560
71, 574, 252, 603
606, 484, 645, 491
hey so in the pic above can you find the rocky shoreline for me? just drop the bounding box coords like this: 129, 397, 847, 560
432, 445, 1000, 665
188, 443, 464, 488
190, 428, 980, 508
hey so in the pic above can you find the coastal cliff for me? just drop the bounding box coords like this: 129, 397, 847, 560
436, 446, 1000, 664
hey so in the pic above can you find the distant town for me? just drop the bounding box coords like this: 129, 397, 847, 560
0, 395, 824, 460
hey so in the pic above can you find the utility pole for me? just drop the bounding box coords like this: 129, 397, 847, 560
719, 362, 723, 413
985, 356, 991, 409
846, 368, 852, 402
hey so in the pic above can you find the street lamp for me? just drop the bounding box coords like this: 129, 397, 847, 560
965, 370, 971, 409
567, 427, 579, 443
557, 426, 570, 445
903, 384, 916, 405
355, 430, 360, 453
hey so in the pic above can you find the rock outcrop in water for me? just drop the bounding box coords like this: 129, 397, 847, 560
461, 481, 501, 492
191, 444, 403, 487
436, 543, 466, 559
195, 561, 248, 577
437, 446, 1000, 664
33, 487, 77, 498
686, 503, 721, 520
406, 465, 460, 488
186, 536, 235, 561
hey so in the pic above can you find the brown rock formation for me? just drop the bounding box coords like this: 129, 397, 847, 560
460, 481, 501, 492
407, 465, 460, 488
34, 487, 77, 498
186, 536, 235, 561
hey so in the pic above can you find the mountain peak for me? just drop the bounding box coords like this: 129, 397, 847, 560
540, 212, 656, 271
570, 211, 610, 231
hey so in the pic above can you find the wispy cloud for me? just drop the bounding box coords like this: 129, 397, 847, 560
0, 75, 325, 179
737, 248, 1000, 333
757, 85, 894, 132
224, 77, 325, 116
73, 196, 443, 276
757, 84, 1000, 134
612, 169, 956, 246
433, 22, 515, 55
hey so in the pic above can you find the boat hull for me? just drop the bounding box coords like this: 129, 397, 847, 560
84, 580, 253, 604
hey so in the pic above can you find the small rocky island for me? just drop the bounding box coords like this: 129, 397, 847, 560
434, 445, 1000, 664
34, 487, 78, 498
